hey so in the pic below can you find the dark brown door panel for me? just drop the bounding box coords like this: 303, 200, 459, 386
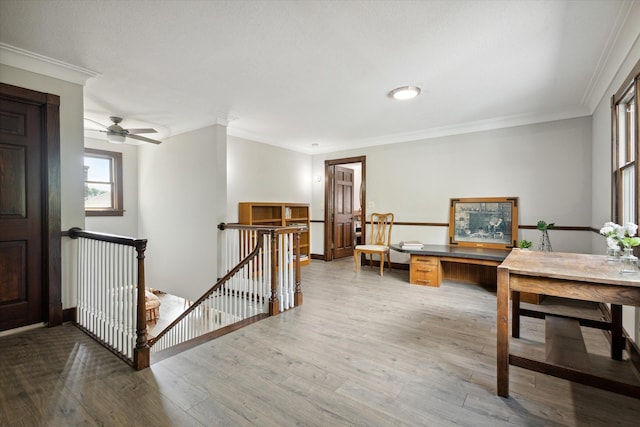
0, 93, 46, 330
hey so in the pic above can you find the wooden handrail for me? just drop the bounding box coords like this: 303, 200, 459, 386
68, 227, 148, 248
148, 228, 271, 347
218, 222, 307, 233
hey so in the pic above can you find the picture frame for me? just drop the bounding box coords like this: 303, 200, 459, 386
448, 197, 518, 249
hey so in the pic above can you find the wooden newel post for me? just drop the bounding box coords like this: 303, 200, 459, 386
294, 229, 303, 306
133, 238, 150, 370
269, 231, 279, 315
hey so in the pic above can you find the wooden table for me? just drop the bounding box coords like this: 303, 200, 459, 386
497, 249, 640, 398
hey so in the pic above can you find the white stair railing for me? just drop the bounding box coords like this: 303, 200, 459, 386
148, 224, 303, 354
68, 228, 149, 369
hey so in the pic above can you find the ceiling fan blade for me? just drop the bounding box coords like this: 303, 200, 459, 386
84, 117, 108, 129
126, 128, 157, 134
127, 134, 162, 144
84, 128, 107, 133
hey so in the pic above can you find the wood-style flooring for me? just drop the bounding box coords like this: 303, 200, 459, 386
1, 257, 639, 426
147, 291, 190, 338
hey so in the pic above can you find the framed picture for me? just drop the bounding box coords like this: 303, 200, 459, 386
448, 197, 518, 249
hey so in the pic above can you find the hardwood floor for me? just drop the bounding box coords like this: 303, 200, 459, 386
147, 291, 190, 338
1, 257, 639, 426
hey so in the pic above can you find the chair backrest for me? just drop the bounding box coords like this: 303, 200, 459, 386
368, 213, 394, 247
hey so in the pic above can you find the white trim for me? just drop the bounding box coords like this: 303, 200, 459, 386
582, 0, 640, 112
0, 43, 100, 85
230, 107, 591, 155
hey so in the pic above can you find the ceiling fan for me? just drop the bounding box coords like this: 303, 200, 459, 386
84, 116, 162, 144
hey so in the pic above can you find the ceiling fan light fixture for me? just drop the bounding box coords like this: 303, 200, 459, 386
107, 133, 126, 144
388, 86, 421, 100
85, 116, 162, 144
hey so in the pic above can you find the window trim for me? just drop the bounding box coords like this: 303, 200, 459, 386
611, 61, 639, 233
84, 148, 124, 217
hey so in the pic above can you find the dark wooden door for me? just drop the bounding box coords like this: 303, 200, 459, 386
332, 165, 355, 259
0, 97, 45, 330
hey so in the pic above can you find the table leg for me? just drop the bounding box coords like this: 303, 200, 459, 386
497, 267, 510, 397
354, 250, 360, 272
512, 291, 520, 339
611, 304, 624, 361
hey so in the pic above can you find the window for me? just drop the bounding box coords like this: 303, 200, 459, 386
612, 66, 639, 230
84, 148, 123, 216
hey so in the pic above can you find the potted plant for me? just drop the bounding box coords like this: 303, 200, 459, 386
600, 222, 640, 272
518, 239, 533, 249
537, 220, 554, 252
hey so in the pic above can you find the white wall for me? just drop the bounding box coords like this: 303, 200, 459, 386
590, 21, 640, 342
226, 135, 312, 222
311, 117, 593, 261
0, 64, 85, 309
138, 125, 225, 301
84, 137, 139, 237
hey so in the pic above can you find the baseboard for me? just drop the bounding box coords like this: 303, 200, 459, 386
62, 307, 76, 323
151, 313, 268, 364
0, 322, 45, 338
0, 308, 76, 337
392, 261, 409, 270
314, 252, 410, 270
356, 257, 409, 271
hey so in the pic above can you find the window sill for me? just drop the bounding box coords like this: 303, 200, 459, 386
85, 210, 125, 217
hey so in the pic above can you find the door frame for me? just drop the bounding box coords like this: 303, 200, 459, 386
0, 83, 62, 328
324, 156, 366, 261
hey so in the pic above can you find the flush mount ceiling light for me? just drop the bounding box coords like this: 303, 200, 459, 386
388, 86, 421, 100
107, 133, 126, 144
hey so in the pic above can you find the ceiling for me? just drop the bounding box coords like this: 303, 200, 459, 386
1, 0, 638, 153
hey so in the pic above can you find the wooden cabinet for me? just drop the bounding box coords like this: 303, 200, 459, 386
410, 255, 441, 287
238, 202, 310, 265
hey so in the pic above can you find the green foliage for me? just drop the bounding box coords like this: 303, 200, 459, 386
537, 220, 555, 231
84, 184, 106, 201
518, 239, 532, 249
624, 237, 640, 248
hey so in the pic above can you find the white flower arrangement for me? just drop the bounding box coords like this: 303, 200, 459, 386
600, 222, 640, 249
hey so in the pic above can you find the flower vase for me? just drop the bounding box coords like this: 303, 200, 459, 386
619, 248, 638, 274
606, 247, 620, 262
537, 230, 552, 252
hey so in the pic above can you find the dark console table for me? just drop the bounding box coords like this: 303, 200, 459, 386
391, 244, 509, 285
391, 244, 543, 304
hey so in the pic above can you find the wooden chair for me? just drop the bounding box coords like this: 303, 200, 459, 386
354, 212, 394, 276
145, 291, 161, 324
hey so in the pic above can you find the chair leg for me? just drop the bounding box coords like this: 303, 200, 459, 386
354, 250, 360, 272
379, 253, 384, 276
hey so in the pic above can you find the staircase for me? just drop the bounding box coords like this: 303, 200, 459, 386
68, 223, 305, 369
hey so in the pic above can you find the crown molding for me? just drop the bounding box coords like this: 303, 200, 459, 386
0, 43, 100, 85
582, 0, 640, 112
229, 107, 591, 155
332, 109, 591, 155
